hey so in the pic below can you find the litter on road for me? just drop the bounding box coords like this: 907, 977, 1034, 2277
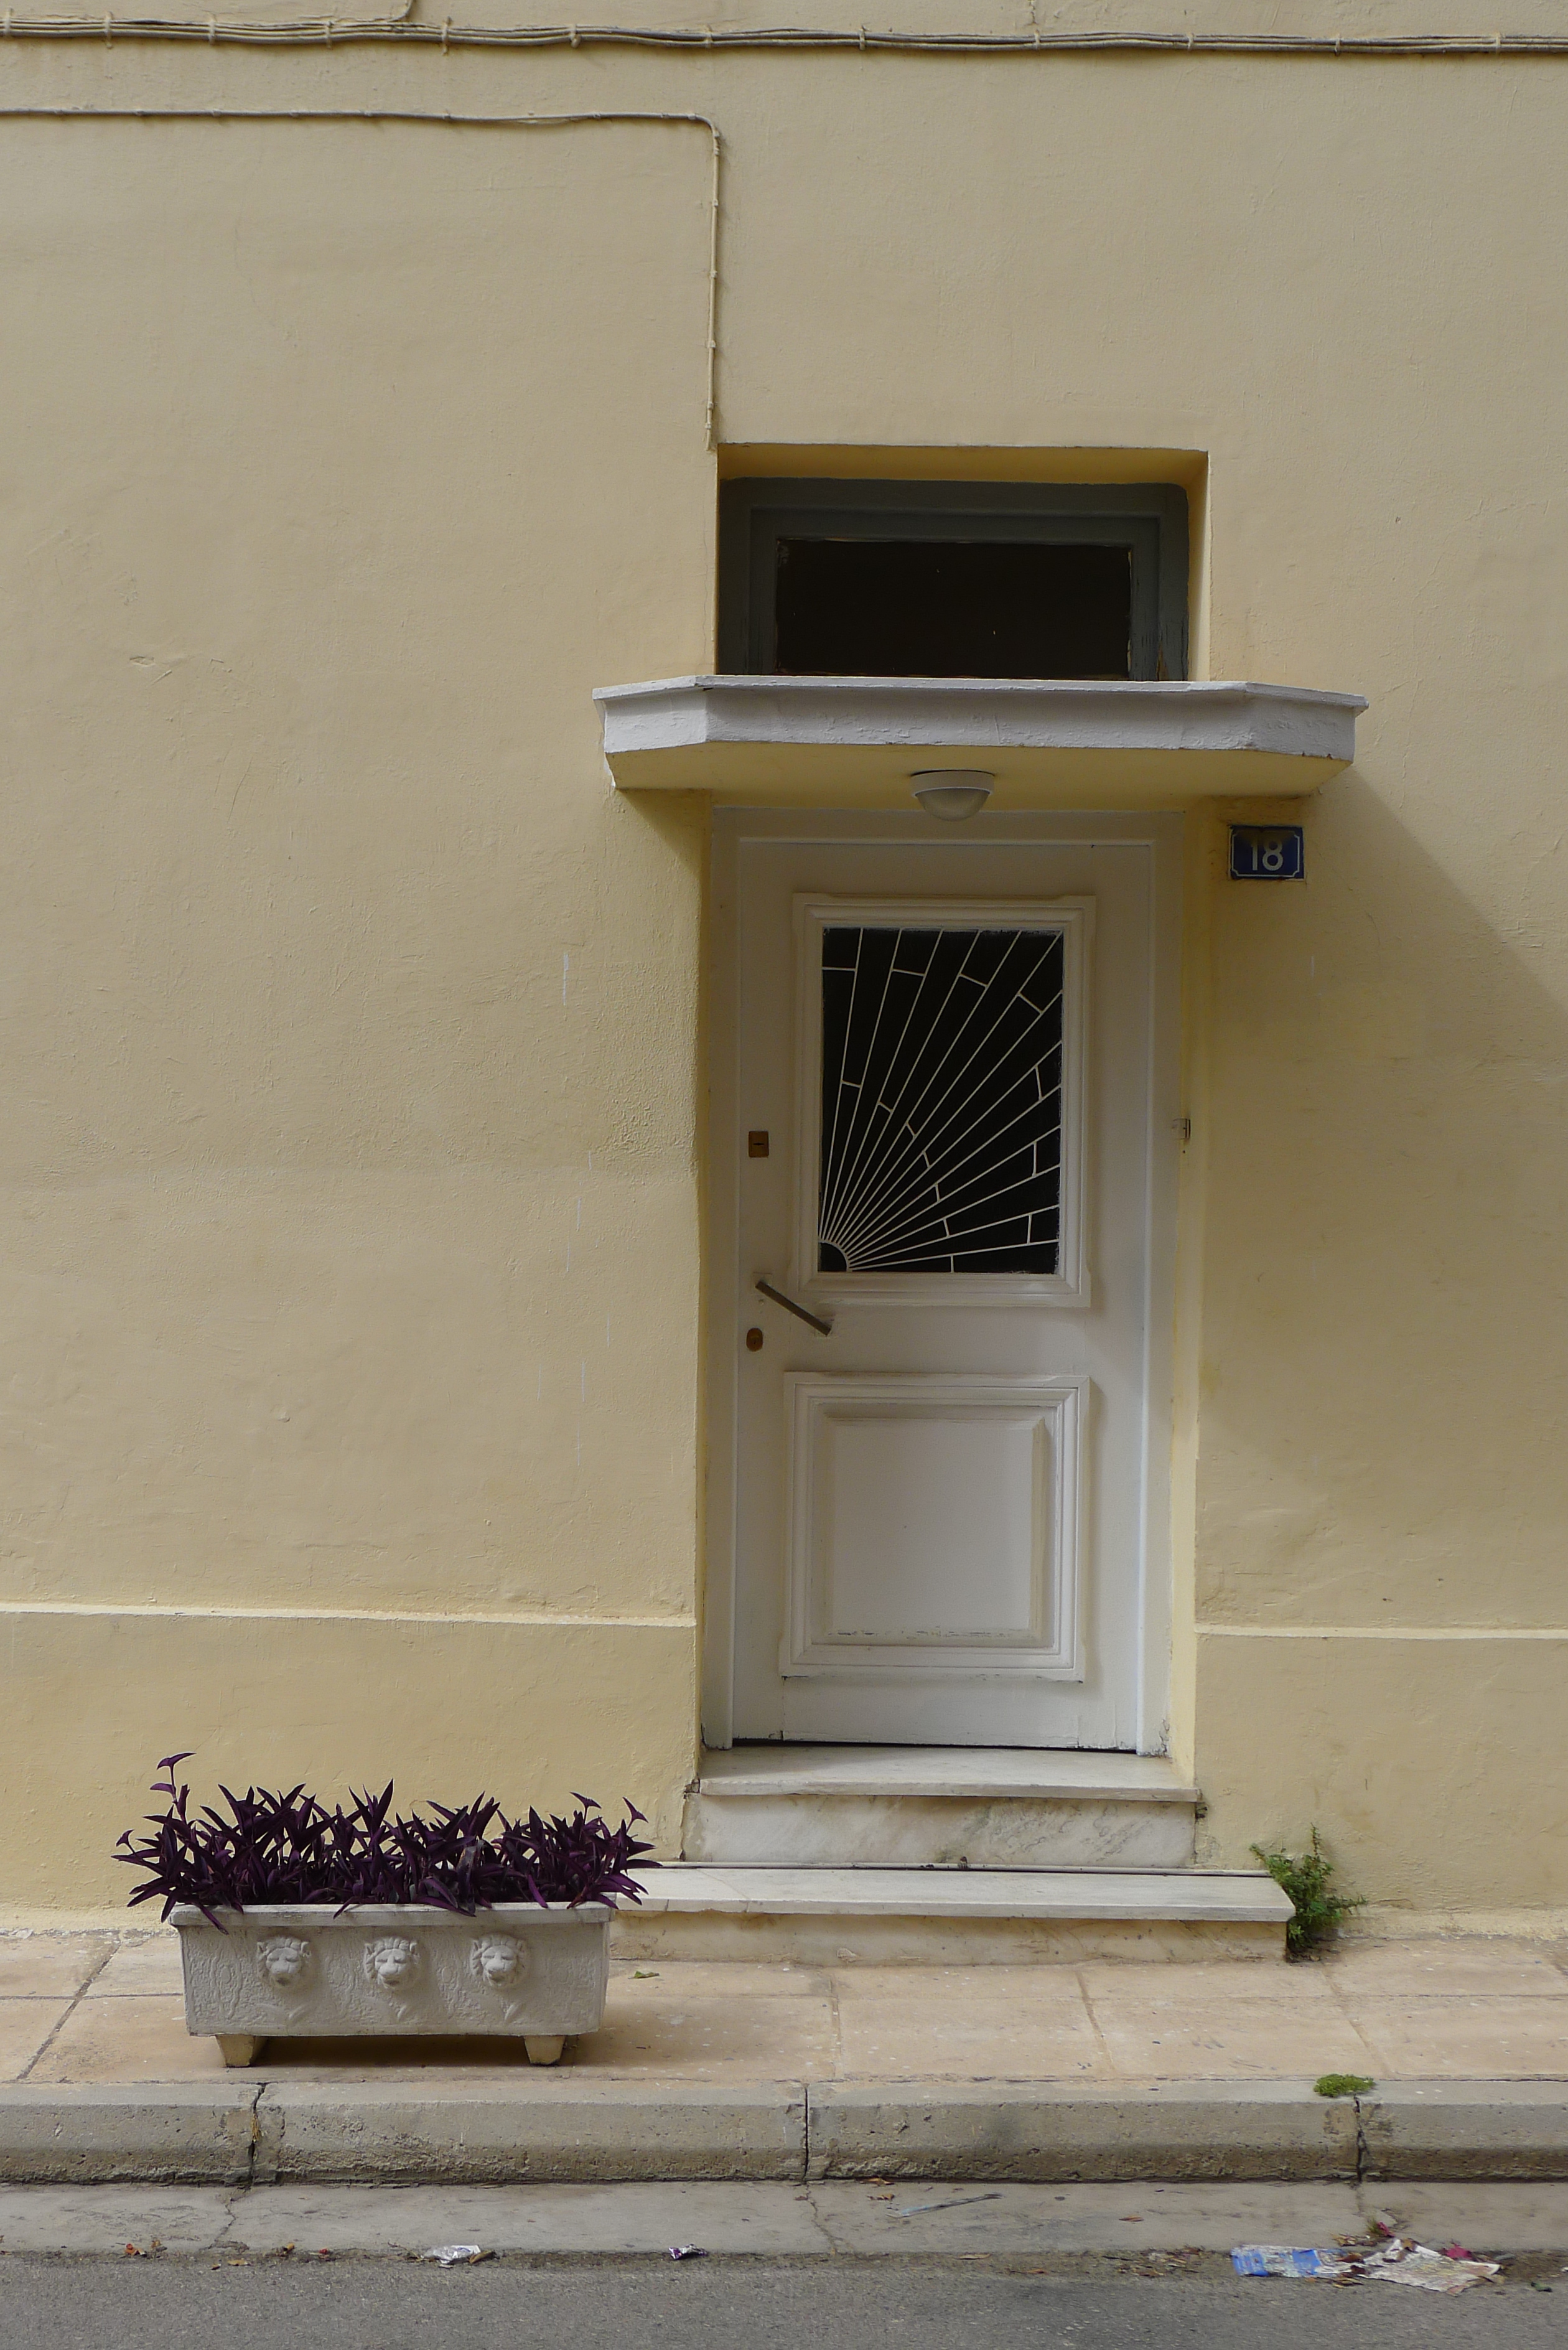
416, 2245, 493, 2267
1232, 2240, 1501, 2293
668, 2245, 709, 2261
891, 2193, 1006, 2219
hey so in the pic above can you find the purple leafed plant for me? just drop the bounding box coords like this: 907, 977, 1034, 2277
116, 1756, 655, 1926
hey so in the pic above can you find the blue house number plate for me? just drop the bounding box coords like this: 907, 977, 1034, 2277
1230, 824, 1305, 880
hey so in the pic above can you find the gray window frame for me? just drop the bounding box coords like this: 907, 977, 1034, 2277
718, 477, 1189, 681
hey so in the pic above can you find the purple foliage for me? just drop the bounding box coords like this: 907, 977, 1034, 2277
116, 1756, 655, 1926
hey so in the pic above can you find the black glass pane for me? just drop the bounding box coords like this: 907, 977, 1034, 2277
776, 538, 1131, 679
819, 926, 1064, 1276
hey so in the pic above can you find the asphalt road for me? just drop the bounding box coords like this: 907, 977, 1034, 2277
1, 2255, 1562, 2349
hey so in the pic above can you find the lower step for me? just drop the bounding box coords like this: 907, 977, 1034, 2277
614, 1866, 1293, 1965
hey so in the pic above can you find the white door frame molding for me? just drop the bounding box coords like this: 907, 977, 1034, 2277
703, 806, 1183, 1755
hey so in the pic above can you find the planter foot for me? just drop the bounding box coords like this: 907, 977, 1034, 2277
525, 2035, 566, 2066
215, 2033, 267, 2067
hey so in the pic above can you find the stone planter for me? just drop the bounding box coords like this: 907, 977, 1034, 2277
172, 1901, 613, 2067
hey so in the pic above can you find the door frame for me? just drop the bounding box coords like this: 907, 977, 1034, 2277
702, 805, 1184, 1756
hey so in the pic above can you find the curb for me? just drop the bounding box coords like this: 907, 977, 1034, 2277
806, 2081, 1359, 2182
0, 2084, 260, 2184
0, 2079, 1566, 2185
254, 2079, 806, 2184
1360, 2083, 1568, 2182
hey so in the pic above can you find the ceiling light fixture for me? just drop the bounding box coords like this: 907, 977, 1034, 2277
911, 770, 994, 822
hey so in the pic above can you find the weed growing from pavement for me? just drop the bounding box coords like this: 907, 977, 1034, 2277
1249, 1827, 1365, 1957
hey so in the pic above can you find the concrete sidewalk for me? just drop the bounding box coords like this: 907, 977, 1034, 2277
3, 1929, 1567, 2184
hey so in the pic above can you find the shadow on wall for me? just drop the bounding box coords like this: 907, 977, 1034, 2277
1194, 767, 1568, 1911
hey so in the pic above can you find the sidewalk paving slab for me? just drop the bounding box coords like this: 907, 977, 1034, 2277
806, 2178, 1366, 2252
6, 1932, 1568, 2188
4, 2178, 1568, 2257
0, 2183, 236, 2253
0, 1940, 109, 1999
1369, 2181, 1568, 2250
224, 2179, 834, 2255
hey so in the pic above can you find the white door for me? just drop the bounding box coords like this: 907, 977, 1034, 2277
711, 814, 1178, 1751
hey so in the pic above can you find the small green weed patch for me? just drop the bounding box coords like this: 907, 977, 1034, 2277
1250, 1825, 1365, 1958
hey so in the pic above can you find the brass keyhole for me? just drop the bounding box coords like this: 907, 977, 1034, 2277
745, 1327, 764, 1352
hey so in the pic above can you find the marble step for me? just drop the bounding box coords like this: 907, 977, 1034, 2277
682, 1746, 1200, 1869
613, 1863, 1293, 1966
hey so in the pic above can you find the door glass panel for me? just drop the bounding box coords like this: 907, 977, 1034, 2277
818, 925, 1064, 1276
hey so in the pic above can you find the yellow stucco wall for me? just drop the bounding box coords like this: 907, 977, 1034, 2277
1, 14, 1564, 1911
0, 111, 716, 1898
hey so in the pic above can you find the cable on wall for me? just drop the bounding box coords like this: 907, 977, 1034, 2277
0, 106, 724, 448
2, 17, 1567, 50
0, 35, 1558, 449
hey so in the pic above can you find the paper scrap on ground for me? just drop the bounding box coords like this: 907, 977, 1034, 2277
1231, 2247, 1340, 2278
1363, 2241, 1502, 2292
668, 2245, 708, 2260
1232, 2240, 1500, 2293
418, 2245, 488, 2267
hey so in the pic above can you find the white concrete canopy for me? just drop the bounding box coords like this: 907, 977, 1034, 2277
595, 676, 1366, 807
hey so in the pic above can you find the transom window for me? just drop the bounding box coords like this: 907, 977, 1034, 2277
720, 478, 1188, 681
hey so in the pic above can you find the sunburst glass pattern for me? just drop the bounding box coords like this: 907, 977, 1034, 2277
818, 925, 1065, 1276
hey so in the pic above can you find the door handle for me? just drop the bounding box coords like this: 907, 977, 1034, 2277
755, 1278, 834, 1337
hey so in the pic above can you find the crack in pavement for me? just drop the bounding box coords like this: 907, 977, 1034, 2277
15, 1937, 116, 2082
801, 2183, 847, 2254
